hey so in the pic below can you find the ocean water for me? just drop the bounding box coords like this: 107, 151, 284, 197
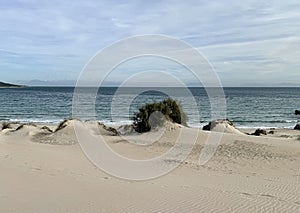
0, 87, 299, 129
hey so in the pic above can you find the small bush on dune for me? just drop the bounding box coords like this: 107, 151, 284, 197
55, 119, 70, 132
15, 123, 37, 131
15, 124, 25, 131
41, 126, 53, 133
1, 122, 11, 130
133, 98, 188, 133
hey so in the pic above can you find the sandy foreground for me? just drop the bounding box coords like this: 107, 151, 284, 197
0, 120, 300, 213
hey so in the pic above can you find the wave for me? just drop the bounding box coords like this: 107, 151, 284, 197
4, 118, 134, 127
231, 119, 299, 123
8, 118, 63, 124
187, 119, 298, 129
100, 119, 133, 127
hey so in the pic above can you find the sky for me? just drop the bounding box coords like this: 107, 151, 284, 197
0, 0, 300, 86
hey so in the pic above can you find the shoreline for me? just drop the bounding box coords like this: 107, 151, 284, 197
0, 119, 298, 131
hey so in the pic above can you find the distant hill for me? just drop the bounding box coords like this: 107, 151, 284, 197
17, 80, 76, 86
0, 81, 22, 88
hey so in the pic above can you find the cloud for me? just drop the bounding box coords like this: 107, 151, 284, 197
0, 0, 299, 86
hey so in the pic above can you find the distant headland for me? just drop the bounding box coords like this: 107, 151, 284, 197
0, 81, 23, 88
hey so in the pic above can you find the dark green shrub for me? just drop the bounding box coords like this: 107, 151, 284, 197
133, 98, 188, 133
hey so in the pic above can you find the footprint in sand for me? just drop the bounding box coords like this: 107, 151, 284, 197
240, 192, 252, 196
260, 194, 276, 198
180, 185, 190, 190
32, 167, 42, 171
294, 201, 300, 205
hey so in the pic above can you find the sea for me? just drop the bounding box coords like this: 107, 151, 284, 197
0, 87, 299, 129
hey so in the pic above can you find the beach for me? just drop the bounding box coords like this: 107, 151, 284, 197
1, 120, 299, 212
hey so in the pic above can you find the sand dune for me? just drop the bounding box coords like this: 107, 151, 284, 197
203, 119, 246, 135
0, 120, 300, 212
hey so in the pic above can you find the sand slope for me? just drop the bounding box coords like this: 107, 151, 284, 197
0, 121, 300, 212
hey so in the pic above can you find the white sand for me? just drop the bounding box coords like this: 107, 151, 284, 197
0, 120, 300, 212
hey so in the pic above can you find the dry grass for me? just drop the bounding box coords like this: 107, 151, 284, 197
55, 119, 69, 132
1, 122, 11, 130
15, 123, 37, 131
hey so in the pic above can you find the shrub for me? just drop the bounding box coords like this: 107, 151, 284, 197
55, 119, 70, 132
1, 122, 11, 130
15, 123, 37, 131
133, 98, 187, 133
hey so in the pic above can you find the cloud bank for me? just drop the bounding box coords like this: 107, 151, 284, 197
0, 0, 299, 86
